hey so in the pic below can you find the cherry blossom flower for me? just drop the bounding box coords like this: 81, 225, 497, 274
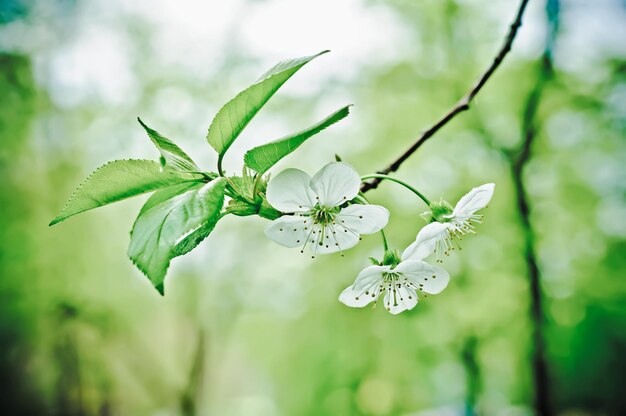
403, 183, 495, 262
264, 162, 389, 256
339, 238, 449, 314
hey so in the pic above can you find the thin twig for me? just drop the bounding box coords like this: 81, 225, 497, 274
361, 0, 530, 193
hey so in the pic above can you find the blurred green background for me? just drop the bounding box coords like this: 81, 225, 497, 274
1, 0, 625, 415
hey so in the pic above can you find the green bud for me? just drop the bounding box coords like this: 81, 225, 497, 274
420, 211, 433, 223
258, 197, 282, 220
427, 198, 453, 223
253, 176, 269, 203
226, 199, 258, 217
226, 167, 265, 202
382, 249, 401, 268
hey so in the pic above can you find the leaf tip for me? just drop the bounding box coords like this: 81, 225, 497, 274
312, 50, 331, 60
155, 283, 165, 296
127, 252, 167, 295
137, 117, 149, 131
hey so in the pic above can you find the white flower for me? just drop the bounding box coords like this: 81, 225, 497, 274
339, 240, 450, 315
264, 162, 389, 256
402, 183, 495, 262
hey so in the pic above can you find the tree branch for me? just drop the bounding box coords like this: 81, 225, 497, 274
361, 0, 530, 193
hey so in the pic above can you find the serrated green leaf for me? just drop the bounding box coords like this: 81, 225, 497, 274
138, 117, 199, 172
244, 105, 351, 174
172, 214, 222, 258
207, 50, 329, 158
50, 160, 196, 226
138, 186, 221, 272
138, 182, 205, 217
128, 178, 226, 291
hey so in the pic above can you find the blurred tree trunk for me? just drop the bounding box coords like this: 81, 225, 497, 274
508, 1, 559, 413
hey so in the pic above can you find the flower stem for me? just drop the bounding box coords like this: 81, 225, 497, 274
356, 194, 389, 253
380, 229, 389, 252
217, 154, 225, 177
354, 195, 369, 205
360, 174, 431, 206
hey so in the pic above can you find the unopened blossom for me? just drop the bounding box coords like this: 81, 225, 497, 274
264, 162, 389, 256
339, 238, 449, 314
403, 183, 495, 262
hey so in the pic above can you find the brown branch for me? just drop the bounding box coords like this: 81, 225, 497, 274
361, 0, 530, 193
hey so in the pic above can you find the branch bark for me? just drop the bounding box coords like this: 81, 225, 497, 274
361, 0, 530, 193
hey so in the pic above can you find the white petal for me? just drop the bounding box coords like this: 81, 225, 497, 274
353, 265, 389, 292
310, 162, 360, 207
339, 285, 379, 308
383, 284, 417, 315
401, 222, 450, 261
335, 204, 390, 235
266, 168, 316, 212
452, 183, 495, 217
339, 265, 387, 308
312, 223, 360, 254
395, 260, 450, 294
264, 216, 308, 248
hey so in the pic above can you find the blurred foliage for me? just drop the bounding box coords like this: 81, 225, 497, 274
0, 0, 625, 415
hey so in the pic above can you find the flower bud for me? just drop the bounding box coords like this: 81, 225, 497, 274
382, 249, 401, 268
257, 198, 282, 220
426, 199, 454, 223
226, 200, 258, 217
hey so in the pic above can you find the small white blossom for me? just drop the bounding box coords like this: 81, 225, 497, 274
403, 183, 495, 262
264, 162, 389, 256
339, 238, 449, 314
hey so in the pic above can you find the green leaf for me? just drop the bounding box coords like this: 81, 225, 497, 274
243, 105, 351, 174
50, 160, 196, 226
138, 175, 221, 260
128, 178, 226, 291
138, 182, 205, 217
172, 215, 221, 258
225, 167, 257, 202
207, 50, 329, 158
138, 117, 199, 172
